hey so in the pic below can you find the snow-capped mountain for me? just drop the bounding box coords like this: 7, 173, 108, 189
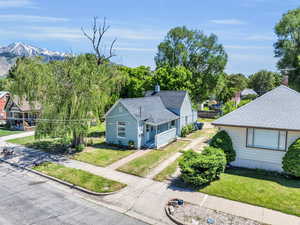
0, 42, 67, 76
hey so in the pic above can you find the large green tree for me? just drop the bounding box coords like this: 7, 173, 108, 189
248, 70, 282, 95
153, 66, 193, 95
155, 26, 227, 102
8, 54, 124, 147
119, 66, 153, 98
274, 8, 300, 90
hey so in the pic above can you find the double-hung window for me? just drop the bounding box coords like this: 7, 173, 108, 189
117, 122, 126, 138
246, 128, 287, 151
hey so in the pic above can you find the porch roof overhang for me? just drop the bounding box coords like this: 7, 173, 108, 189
144, 117, 179, 126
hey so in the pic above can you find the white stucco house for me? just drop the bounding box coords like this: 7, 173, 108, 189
213, 85, 300, 172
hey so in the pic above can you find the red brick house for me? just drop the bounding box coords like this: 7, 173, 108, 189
0, 92, 9, 122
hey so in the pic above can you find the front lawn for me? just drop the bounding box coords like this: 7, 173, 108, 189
198, 118, 216, 123
153, 157, 181, 182
188, 128, 217, 139
7, 136, 70, 154
0, 127, 23, 137
33, 162, 126, 193
118, 141, 188, 177
199, 168, 300, 217
72, 142, 135, 167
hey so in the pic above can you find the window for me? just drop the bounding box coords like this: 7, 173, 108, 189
171, 120, 175, 126
117, 121, 126, 138
246, 128, 287, 151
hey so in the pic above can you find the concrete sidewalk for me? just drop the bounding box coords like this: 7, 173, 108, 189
0, 131, 34, 142
1, 139, 299, 225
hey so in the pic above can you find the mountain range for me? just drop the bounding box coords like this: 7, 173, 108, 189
0, 42, 66, 77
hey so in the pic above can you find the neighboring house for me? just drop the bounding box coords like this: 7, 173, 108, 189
0, 91, 9, 122
213, 85, 300, 172
5, 95, 41, 131
105, 85, 197, 149
232, 88, 258, 105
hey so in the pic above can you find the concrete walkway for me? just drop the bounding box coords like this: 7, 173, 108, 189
1, 135, 299, 225
146, 136, 208, 179
107, 149, 152, 170
0, 130, 34, 142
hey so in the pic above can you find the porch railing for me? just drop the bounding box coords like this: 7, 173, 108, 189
155, 128, 176, 149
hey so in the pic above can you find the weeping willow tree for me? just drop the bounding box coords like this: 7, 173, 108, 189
8, 54, 124, 147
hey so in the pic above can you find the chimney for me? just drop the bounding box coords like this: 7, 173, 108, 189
155, 84, 160, 93
282, 76, 289, 86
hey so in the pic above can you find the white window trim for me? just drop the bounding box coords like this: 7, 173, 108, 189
246, 128, 287, 151
117, 121, 126, 138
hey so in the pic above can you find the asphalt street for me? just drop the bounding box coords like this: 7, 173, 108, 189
0, 162, 148, 225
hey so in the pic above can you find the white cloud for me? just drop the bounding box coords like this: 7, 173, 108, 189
210, 19, 246, 25
0, 14, 69, 22
245, 34, 275, 41
0, 0, 35, 8
104, 28, 165, 40
24, 26, 83, 40
224, 45, 272, 50
114, 47, 155, 52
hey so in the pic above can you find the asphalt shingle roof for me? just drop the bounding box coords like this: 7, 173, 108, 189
120, 96, 179, 125
145, 90, 187, 112
213, 85, 300, 131
241, 88, 257, 96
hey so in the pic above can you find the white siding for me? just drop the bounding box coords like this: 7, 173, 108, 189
179, 93, 196, 135
219, 126, 300, 172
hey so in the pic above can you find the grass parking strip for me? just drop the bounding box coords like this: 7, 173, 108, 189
33, 162, 126, 193
199, 167, 300, 217
118, 141, 188, 177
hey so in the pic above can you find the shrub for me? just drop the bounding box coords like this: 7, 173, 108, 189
222, 101, 236, 115
181, 124, 196, 137
237, 99, 251, 108
210, 130, 236, 163
75, 144, 85, 152
128, 140, 135, 149
282, 138, 300, 177
179, 148, 226, 186
181, 126, 189, 137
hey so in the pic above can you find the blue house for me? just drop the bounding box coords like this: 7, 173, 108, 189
105, 85, 197, 149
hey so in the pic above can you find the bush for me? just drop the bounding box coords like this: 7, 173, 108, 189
282, 138, 300, 177
75, 144, 85, 152
181, 124, 196, 137
222, 101, 237, 115
210, 130, 236, 163
128, 140, 135, 149
179, 148, 226, 186
237, 99, 251, 108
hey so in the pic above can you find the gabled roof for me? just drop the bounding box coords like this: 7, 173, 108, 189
213, 85, 300, 131
119, 96, 179, 125
145, 90, 187, 111
0, 91, 9, 98
241, 88, 257, 96
5, 95, 41, 112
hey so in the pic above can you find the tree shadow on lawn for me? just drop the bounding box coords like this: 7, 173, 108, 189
26, 140, 69, 155
87, 131, 105, 138
166, 176, 200, 193
89, 142, 132, 151
224, 167, 300, 189
1, 145, 67, 168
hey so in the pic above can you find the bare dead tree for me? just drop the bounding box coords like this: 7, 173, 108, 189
81, 17, 116, 65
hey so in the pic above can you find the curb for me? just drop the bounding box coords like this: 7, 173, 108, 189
0, 158, 124, 196
164, 205, 185, 225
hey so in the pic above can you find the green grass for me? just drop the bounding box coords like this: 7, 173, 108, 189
199, 168, 300, 217
72, 142, 135, 167
188, 128, 217, 139
197, 118, 216, 123
153, 157, 181, 182
0, 128, 23, 137
33, 162, 126, 193
7, 136, 70, 154
118, 141, 188, 177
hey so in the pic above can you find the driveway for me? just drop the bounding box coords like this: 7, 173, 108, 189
0, 162, 147, 225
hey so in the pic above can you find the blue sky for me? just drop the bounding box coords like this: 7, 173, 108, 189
0, 0, 299, 75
